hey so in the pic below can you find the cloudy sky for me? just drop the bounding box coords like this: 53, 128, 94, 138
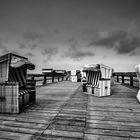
0, 0, 140, 73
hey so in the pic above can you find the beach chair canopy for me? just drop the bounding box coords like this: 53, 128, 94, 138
11, 57, 35, 70
83, 64, 100, 71
83, 63, 112, 79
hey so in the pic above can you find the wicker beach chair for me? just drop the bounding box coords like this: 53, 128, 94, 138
82, 64, 113, 97
0, 53, 36, 113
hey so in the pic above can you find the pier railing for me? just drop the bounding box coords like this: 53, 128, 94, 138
27, 73, 67, 86
113, 72, 139, 88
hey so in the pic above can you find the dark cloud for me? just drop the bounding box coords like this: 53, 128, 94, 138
64, 45, 94, 61
68, 38, 78, 49
119, 0, 140, 20
41, 47, 58, 61
0, 43, 6, 49
65, 38, 94, 60
116, 37, 140, 54
19, 42, 38, 51
19, 42, 26, 49
2, 48, 19, 55
130, 48, 140, 56
68, 51, 94, 61
22, 32, 43, 51
2, 48, 9, 54
88, 30, 140, 54
25, 52, 34, 57
11, 51, 19, 55
88, 30, 127, 47
23, 31, 43, 42
29, 44, 37, 50
42, 48, 58, 55
103, 55, 107, 59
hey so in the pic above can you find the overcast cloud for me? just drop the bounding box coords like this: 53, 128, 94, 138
88, 30, 140, 55
0, 0, 140, 72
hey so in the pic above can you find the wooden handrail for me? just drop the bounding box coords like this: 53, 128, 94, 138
112, 72, 138, 88
27, 74, 67, 85
113, 72, 137, 77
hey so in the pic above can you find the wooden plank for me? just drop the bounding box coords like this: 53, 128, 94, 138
55, 116, 86, 121
87, 115, 140, 123
57, 113, 86, 118
21, 111, 58, 117
84, 134, 138, 140
24, 109, 59, 114
87, 103, 140, 109
0, 125, 43, 135
52, 119, 85, 127
0, 115, 51, 124
0, 130, 33, 140
39, 135, 83, 140
87, 113, 140, 121
43, 129, 83, 139
85, 128, 140, 138
88, 99, 138, 104
87, 110, 140, 118
0, 120, 46, 129
87, 106, 140, 113
62, 108, 87, 112
59, 110, 86, 115
48, 124, 84, 132
86, 122, 140, 132
87, 120, 140, 127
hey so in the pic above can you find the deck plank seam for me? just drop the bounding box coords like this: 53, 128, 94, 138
82, 87, 89, 140
35, 86, 82, 140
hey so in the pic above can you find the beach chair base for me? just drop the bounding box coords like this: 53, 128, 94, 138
136, 90, 140, 102
0, 81, 36, 114
83, 80, 111, 97
93, 80, 111, 97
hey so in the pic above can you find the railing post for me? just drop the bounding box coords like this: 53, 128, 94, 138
43, 74, 47, 85
58, 76, 59, 82
117, 75, 119, 82
130, 76, 133, 86
62, 76, 64, 81
31, 76, 35, 81
52, 72, 54, 83
122, 74, 124, 84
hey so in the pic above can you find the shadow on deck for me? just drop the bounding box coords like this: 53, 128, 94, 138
0, 81, 140, 140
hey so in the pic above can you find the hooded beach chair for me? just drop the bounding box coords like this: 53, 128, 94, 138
0, 53, 35, 113
135, 64, 140, 102
82, 64, 113, 97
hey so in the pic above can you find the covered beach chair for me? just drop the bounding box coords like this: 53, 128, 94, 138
135, 64, 140, 102
70, 70, 81, 82
0, 53, 36, 113
82, 64, 113, 97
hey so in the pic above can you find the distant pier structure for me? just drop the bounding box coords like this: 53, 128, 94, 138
42, 68, 67, 84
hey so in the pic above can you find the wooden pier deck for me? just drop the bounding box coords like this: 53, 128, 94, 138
0, 81, 140, 140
